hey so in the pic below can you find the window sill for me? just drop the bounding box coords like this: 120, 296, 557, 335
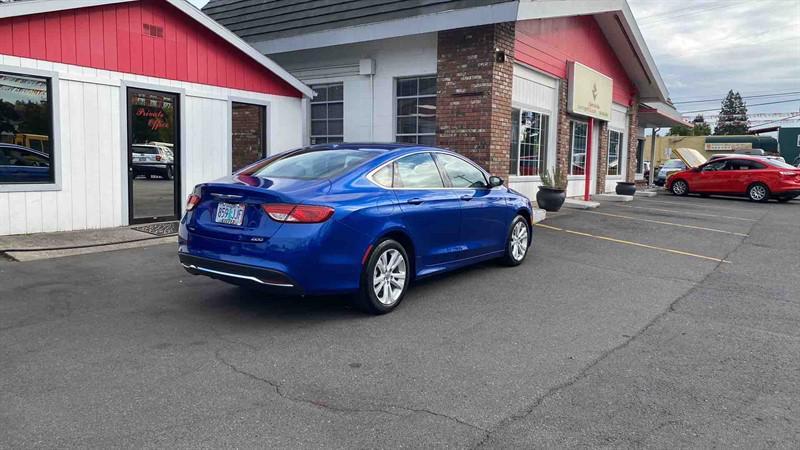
0, 183, 61, 193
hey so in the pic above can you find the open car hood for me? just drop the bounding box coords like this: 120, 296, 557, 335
673, 147, 707, 168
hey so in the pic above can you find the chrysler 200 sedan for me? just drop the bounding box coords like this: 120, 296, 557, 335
178, 143, 533, 314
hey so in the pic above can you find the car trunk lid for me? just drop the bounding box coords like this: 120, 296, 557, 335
187, 174, 331, 242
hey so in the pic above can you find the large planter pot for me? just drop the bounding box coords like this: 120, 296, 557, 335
536, 186, 567, 212
615, 182, 636, 196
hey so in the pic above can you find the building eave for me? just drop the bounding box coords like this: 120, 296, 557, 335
0, 0, 313, 98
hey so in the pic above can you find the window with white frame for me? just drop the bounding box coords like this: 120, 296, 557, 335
310, 83, 343, 144
569, 121, 588, 176
607, 130, 622, 176
510, 108, 549, 176
0, 72, 54, 184
396, 76, 436, 145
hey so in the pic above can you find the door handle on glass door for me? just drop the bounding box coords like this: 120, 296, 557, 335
406, 198, 424, 205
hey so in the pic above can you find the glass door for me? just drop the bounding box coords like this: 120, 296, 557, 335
127, 88, 180, 223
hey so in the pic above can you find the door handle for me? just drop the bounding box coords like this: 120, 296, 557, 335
406, 198, 424, 205
460, 194, 473, 201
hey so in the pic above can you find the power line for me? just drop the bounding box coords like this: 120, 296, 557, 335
673, 91, 800, 105
749, 113, 800, 129
681, 98, 800, 114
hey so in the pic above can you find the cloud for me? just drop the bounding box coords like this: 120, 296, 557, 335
628, 0, 800, 121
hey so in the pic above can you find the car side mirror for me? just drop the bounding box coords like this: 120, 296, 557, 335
489, 176, 504, 188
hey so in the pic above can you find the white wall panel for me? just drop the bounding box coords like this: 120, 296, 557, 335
0, 55, 304, 235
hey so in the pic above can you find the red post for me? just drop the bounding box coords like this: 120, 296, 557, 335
584, 118, 594, 201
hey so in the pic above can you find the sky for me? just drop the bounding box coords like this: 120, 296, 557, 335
189, 0, 800, 128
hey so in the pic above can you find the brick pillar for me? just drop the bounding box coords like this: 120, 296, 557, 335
436, 22, 515, 179
555, 77, 571, 177
595, 120, 609, 193
626, 100, 640, 182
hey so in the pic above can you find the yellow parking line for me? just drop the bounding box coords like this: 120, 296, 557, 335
581, 210, 749, 237
534, 223, 731, 263
613, 204, 757, 222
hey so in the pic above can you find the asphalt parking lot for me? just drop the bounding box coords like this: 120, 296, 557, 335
1, 193, 798, 448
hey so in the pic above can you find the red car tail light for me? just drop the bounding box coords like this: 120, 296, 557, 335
262, 204, 334, 223
155, 154, 162, 161
186, 194, 201, 211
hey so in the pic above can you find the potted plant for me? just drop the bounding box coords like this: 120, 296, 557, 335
615, 180, 636, 196
537, 166, 568, 212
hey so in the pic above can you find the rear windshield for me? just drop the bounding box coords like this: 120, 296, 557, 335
765, 159, 797, 170
133, 146, 159, 155
250, 148, 381, 180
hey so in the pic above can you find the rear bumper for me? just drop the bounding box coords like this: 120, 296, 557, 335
179, 252, 303, 295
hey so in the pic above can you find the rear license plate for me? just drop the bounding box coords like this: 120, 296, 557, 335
215, 202, 245, 226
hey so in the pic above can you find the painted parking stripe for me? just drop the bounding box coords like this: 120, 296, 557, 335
612, 204, 757, 222
580, 210, 749, 237
534, 223, 731, 263
635, 198, 760, 213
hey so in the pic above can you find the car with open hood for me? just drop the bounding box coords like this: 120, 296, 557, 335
666, 148, 800, 202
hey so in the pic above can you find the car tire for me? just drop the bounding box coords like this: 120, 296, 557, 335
671, 179, 689, 196
500, 215, 530, 266
356, 239, 410, 315
747, 183, 770, 202
166, 165, 174, 180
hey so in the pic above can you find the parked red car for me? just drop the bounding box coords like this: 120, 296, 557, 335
667, 155, 800, 202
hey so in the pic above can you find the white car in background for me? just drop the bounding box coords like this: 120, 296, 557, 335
131, 144, 174, 180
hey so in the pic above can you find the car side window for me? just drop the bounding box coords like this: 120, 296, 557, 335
393, 153, 444, 188
702, 161, 728, 172
372, 164, 393, 188
434, 153, 488, 188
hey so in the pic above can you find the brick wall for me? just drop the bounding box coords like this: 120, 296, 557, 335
555, 78, 571, 177
231, 103, 265, 172
436, 22, 515, 179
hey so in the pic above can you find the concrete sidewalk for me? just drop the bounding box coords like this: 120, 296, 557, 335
0, 223, 177, 262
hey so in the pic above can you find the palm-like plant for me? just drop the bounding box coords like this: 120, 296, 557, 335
540, 166, 568, 190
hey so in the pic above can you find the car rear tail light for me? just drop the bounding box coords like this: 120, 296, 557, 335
186, 194, 201, 211
261, 204, 334, 223
155, 155, 162, 161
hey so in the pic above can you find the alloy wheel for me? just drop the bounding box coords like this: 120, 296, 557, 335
372, 249, 407, 305
510, 221, 528, 261
750, 184, 767, 201
673, 180, 687, 195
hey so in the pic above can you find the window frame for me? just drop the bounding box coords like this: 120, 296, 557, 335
510, 107, 550, 177
394, 75, 437, 145
568, 120, 589, 176
0, 66, 61, 192
607, 129, 623, 176
309, 82, 344, 144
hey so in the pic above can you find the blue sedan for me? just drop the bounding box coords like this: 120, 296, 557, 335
178, 143, 533, 314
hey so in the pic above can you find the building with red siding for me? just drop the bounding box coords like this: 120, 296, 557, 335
205, 0, 688, 201
0, 0, 312, 235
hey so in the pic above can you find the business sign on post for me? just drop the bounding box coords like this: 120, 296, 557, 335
567, 61, 613, 121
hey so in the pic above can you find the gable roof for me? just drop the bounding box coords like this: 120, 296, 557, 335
204, 0, 670, 105
0, 0, 313, 97
202, 0, 513, 42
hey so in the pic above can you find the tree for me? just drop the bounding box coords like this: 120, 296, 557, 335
714, 90, 749, 135
692, 114, 712, 136
667, 115, 711, 136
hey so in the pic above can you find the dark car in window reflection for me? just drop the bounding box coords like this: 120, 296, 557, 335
0, 143, 51, 183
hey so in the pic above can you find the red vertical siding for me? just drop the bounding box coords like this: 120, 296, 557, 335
0, 0, 300, 97
515, 16, 636, 105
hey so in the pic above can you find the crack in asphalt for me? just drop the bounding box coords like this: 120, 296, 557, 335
214, 350, 489, 434
470, 204, 764, 449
